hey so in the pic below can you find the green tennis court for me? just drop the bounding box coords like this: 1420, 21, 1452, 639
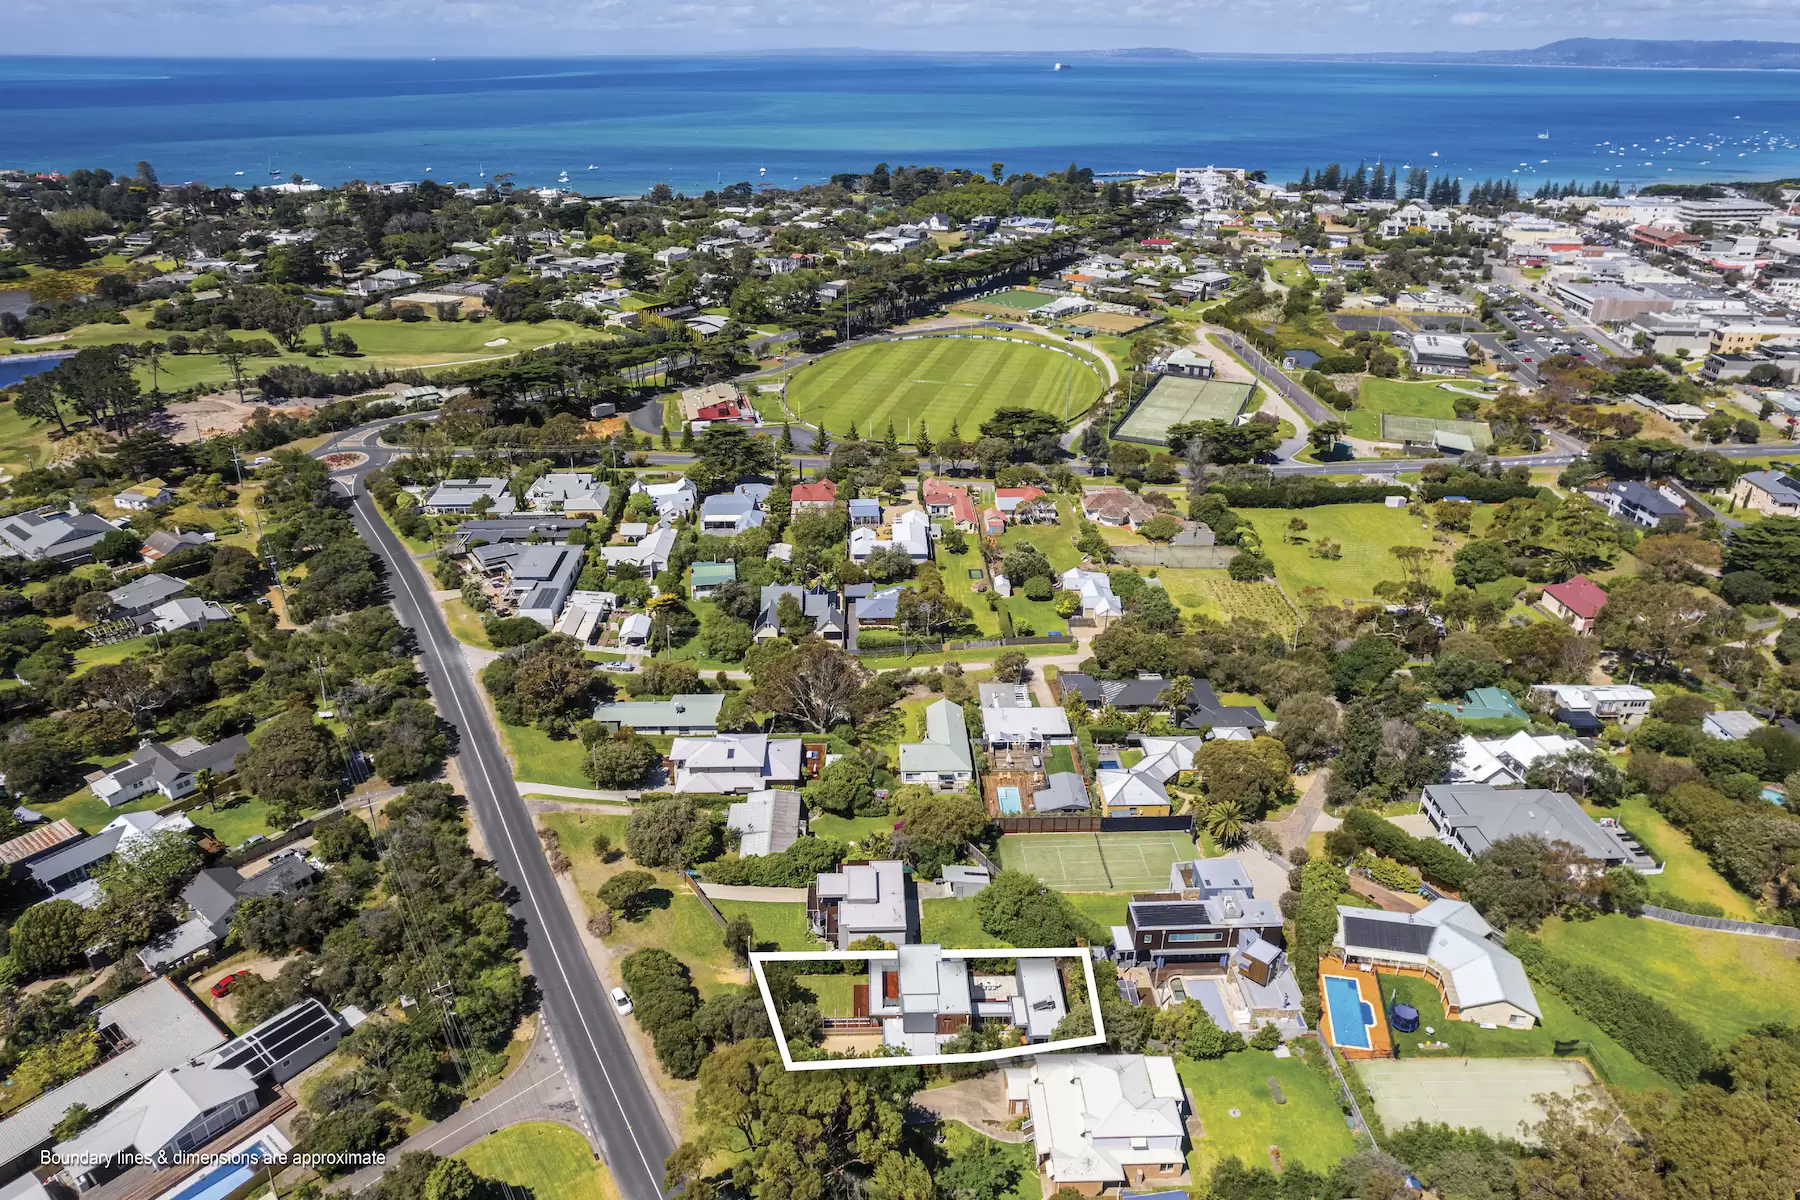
975, 288, 1057, 311
1115, 374, 1255, 446
997, 831, 1198, 891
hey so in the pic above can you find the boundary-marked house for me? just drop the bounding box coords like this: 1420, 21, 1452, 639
137, 856, 319, 973
670, 733, 803, 794
148, 597, 233, 634
700, 485, 768, 534
1003, 1054, 1188, 1196
980, 706, 1074, 749
88, 735, 251, 808
1583, 480, 1686, 528
808, 859, 912, 948
899, 700, 975, 791
1079, 489, 1160, 530
1058, 570, 1123, 623
749, 945, 1106, 1070
1539, 574, 1607, 634
113, 481, 175, 511
850, 510, 931, 564
1420, 783, 1655, 869
600, 525, 676, 576
1334, 900, 1541, 1028
690, 561, 737, 599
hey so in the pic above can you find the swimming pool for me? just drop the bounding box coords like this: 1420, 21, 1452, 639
1323, 975, 1375, 1050
156, 1140, 276, 1200
997, 786, 1023, 815
1762, 786, 1787, 806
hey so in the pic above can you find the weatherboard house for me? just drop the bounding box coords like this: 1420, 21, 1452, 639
1334, 900, 1540, 1029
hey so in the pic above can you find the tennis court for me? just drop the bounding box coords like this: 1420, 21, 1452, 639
1115, 374, 1256, 446
996, 831, 1198, 890
1356, 1058, 1597, 1142
972, 288, 1055, 312
1378, 413, 1495, 450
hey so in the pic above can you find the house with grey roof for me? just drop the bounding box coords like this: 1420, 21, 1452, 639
726, 790, 804, 857
525, 472, 610, 516
1731, 469, 1800, 517
422, 477, 516, 515
592, 694, 723, 736
700, 489, 767, 535
899, 700, 975, 792
88, 734, 251, 808
754, 585, 846, 646
140, 528, 213, 565
0, 979, 228, 1174
671, 733, 802, 794
0, 506, 121, 563
861, 944, 1068, 1056
149, 596, 233, 634
138, 857, 318, 974
600, 525, 677, 575
809, 859, 911, 947
106, 573, 188, 618
1420, 783, 1653, 869
447, 517, 588, 548
1115, 857, 1283, 969
1032, 773, 1091, 813
1335, 900, 1540, 1028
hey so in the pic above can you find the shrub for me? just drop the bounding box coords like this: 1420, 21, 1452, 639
1504, 930, 1709, 1085
1340, 808, 1473, 891
618, 948, 706, 1078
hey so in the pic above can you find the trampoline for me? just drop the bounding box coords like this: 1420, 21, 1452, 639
1390, 1002, 1421, 1034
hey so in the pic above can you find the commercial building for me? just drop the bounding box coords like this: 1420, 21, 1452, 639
1407, 334, 1472, 375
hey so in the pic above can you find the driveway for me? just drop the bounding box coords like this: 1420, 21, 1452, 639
908, 1075, 1026, 1142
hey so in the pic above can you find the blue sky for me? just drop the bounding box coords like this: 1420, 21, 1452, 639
10, 0, 1800, 56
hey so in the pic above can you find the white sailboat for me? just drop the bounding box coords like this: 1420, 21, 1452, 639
1538, 129, 1550, 140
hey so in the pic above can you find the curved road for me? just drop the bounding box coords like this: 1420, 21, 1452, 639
312, 416, 675, 1200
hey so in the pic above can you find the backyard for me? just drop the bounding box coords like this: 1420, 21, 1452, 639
1244, 504, 1452, 602
1597, 794, 1758, 920
1177, 1050, 1361, 1176
1537, 914, 1800, 1045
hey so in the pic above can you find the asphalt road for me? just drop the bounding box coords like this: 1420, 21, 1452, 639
313, 419, 676, 1200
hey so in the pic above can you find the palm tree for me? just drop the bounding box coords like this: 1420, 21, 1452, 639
195, 767, 218, 812
1204, 801, 1248, 847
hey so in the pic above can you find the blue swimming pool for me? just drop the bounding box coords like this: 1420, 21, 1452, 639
1323, 975, 1375, 1050
997, 786, 1023, 815
1762, 786, 1787, 806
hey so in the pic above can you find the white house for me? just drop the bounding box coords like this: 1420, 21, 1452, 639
1449, 731, 1583, 786
631, 478, 698, 518
423, 477, 516, 516
1059, 568, 1123, 621
1335, 900, 1541, 1028
526, 472, 609, 515
89, 735, 251, 808
1004, 1055, 1189, 1195
670, 733, 803, 794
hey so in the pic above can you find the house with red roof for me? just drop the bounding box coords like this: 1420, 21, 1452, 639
1540, 575, 1608, 634
922, 479, 966, 518
790, 478, 839, 513
949, 489, 979, 532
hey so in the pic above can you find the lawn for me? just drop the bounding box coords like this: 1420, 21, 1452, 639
542, 811, 744, 996
1537, 914, 1800, 1045
1343, 378, 1467, 443
1156, 571, 1295, 628
712, 899, 819, 951
1600, 794, 1758, 920
458, 1121, 618, 1200
1245, 504, 1451, 603
936, 1124, 1038, 1200
1268, 259, 1313, 288
74, 636, 157, 670
797, 973, 857, 1017
501, 723, 593, 790
1379, 974, 1675, 1094
441, 597, 495, 650
187, 796, 295, 848
939, 544, 1001, 637
0, 308, 620, 393
1177, 1051, 1360, 1176
0, 399, 60, 473
997, 502, 1086, 575
783, 335, 1103, 443
920, 897, 1008, 949
1046, 744, 1078, 776
35, 784, 160, 834
808, 813, 896, 846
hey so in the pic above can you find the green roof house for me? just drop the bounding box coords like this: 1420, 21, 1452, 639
898, 699, 975, 792
1426, 687, 1529, 723
690, 561, 738, 599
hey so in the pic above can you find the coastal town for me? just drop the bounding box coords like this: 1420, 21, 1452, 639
0, 144, 1797, 1200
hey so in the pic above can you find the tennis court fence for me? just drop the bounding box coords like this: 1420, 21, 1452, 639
994, 815, 1197, 835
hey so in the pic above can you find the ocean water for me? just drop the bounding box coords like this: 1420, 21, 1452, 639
3, 55, 1800, 195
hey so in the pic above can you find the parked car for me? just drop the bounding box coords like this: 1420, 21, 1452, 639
212, 970, 252, 998
611, 986, 633, 1015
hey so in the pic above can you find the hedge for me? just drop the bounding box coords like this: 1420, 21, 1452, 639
700, 835, 848, 887
1504, 930, 1710, 1086
619, 948, 704, 1078
1341, 808, 1474, 892
1204, 482, 1411, 509
1419, 482, 1546, 504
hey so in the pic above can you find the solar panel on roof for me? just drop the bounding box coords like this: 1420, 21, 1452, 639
1130, 901, 1212, 928
1342, 914, 1433, 957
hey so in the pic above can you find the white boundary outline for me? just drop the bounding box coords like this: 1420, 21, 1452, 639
749, 946, 1107, 1071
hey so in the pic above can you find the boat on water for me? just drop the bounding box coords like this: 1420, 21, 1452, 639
1053, 62, 1064, 70
1538, 129, 1550, 140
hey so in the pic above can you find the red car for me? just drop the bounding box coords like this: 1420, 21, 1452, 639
211, 970, 251, 998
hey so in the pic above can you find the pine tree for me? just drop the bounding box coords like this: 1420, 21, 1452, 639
1300, 167, 1314, 190
1370, 162, 1387, 201
915, 421, 934, 459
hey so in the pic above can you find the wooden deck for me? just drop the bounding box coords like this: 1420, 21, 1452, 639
1317, 964, 1393, 1061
